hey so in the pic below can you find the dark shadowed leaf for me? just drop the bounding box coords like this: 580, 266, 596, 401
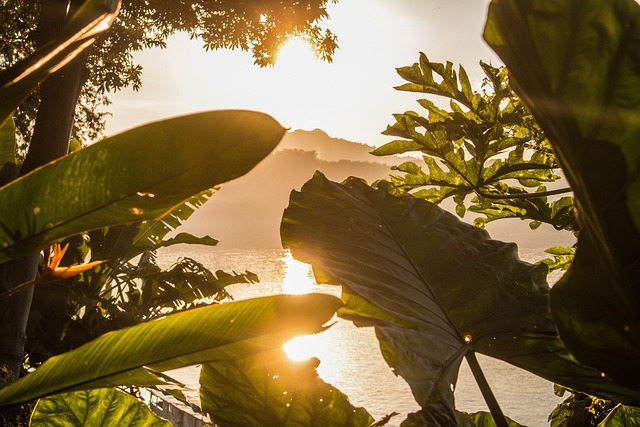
281, 172, 640, 413
0, 110, 285, 263
0, 294, 342, 406
484, 0, 640, 390
30, 388, 171, 426
200, 348, 374, 427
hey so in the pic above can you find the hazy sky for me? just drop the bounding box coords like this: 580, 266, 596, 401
105, 0, 500, 147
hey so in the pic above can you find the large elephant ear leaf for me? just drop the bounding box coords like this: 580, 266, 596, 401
0, 0, 121, 126
281, 172, 640, 416
200, 348, 375, 427
30, 388, 171, 427
0, 110, 285, 263
484, 0, 640, 389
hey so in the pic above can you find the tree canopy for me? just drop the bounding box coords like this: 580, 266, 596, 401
0, 0, 339, 147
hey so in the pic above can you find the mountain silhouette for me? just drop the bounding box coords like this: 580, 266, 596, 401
182, 129, 399, 248
181, 129, 575, 250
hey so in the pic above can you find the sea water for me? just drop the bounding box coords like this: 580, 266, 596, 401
156, 246, 564, 427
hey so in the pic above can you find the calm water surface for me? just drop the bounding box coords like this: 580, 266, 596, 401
157, 246, 563, 427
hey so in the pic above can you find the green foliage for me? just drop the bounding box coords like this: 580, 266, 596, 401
30, 388, 171, 426
484, 0, 640, 391
200, 348, 374, 427
0, 109, 285, 264
0, 294, 342, 407
373, 55, 576, 233
281, 172, 639, 413
539, 246, 576, 273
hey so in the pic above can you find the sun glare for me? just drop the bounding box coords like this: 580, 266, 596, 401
275, 37, 317, 69
283, 334, 323, 361
282, 250, 315, 294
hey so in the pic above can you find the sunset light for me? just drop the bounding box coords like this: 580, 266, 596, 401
275, 37, 317, 69
282, 250, 315, 295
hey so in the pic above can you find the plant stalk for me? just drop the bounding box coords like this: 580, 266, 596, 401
464, 349, 509, 427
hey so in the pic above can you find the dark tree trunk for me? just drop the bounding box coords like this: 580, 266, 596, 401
0, 0, 90, 378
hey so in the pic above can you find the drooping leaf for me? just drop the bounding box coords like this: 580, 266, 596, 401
280, 172, 640, 413
0, 293, 342, 406
200, 348, 374, 427
125, 189, 217, 259
30, 388, 171, 426
484, 0, 640, 390
0, 0, 121, 126
0, 110, 285, 263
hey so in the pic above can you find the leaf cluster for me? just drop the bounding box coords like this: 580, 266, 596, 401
374, 54, 577, 233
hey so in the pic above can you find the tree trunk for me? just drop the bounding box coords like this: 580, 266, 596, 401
0, 0, 90, 378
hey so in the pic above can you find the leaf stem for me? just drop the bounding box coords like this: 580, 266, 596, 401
476, 187, 572, 200
464, 350, 509, 427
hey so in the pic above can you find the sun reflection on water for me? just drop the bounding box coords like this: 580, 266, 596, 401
281, 249, 315, 295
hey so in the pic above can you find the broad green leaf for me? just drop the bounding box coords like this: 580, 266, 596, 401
281, 172, 640, 411
484, 0, 640, 390
200, 348, 374, 427
30, 388, 171, 426
0, 110, 285, 263
0, 294, 342, 406
0, 0, 121, 126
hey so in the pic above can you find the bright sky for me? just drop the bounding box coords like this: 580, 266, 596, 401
105, 0, 500, 147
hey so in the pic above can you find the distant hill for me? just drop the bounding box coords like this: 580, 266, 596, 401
276, 129, 398, 165
180, 129, 575, 250
181, 129, 400, 248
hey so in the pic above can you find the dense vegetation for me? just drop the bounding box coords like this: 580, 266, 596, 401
1, 0, 639, 426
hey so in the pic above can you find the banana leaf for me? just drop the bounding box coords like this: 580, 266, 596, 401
0, 0, 121, 126
281, 172, 640, 414
0, 109, 285, 263
0, 293, 342, 406
484, 0, 640, 390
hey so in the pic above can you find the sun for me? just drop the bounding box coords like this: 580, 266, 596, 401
275, 37, 317, 69
283, 335, 320, 361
